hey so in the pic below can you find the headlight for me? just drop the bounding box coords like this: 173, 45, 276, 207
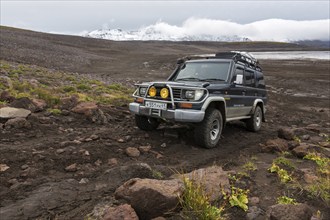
148, 86, 157, 97
185, 89, 204, 100
139, 87, 147, 96
160, 88, 169, 99
185, 90, 195, 99
194, 90, 204, 100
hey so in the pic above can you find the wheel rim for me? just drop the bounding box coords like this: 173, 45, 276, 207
255, 109, 261, 128
210, 119, 220, 141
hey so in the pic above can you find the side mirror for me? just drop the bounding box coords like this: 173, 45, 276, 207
233, 74, 243, 85
177, 58, 185, 65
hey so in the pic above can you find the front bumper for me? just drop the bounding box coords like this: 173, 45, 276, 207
129, 102, 205, 123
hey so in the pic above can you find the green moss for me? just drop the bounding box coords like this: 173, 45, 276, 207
47, 108, 62, 115
0, 60, 133, 107
31, 88, 60, 106
65, 75, 76, 82
61, 85, 77, 93
274, 157, 295, 169
108, 83, 126, 91
77, 83, 91, 91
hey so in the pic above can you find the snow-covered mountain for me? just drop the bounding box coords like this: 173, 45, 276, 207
84, 27, 250, 42
83, 18, 329, 42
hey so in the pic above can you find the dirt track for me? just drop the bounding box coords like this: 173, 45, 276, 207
0, 27, 329, 219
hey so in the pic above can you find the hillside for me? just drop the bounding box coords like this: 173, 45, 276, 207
0, 26, 329, 220
0, 26, 322, 81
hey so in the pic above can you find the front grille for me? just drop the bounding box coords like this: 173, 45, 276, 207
172, 88, 182, 99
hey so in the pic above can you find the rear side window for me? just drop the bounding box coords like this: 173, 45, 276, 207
256, 71, 265, 89
244, 69, 255, 87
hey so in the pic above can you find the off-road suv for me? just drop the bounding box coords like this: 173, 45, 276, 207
129, 51, 267, 148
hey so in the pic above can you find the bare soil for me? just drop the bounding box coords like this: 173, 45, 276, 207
0, 26, 329, 219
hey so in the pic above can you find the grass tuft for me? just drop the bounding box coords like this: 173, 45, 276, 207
180, 177, 224, 220
0, 60, 133, 108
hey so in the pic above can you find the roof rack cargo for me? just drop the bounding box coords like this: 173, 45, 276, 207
180, 51, 262, 71
216, 51, 261, 71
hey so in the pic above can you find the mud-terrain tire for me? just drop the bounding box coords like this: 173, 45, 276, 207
194, 108, 222, 148
135, 115, 160, 131
246, 105, 262, 132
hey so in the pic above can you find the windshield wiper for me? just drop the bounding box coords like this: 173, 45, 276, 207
200, 78, 225, 82
175, 77, 201, 81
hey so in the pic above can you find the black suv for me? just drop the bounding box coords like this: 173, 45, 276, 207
129, 52, 267, 148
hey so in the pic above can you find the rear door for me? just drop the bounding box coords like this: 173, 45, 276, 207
242, 68, 257, 115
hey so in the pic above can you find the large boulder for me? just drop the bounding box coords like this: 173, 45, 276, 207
262, 138, 289, 153
71, 102, 107, 124
266, 203, 313, 220
9, 97, 39, 112
278, 127, 295, 140
173, 166, 231, 202
115, 178, 184, 219
105, 163, 153, 183
5, 117, 31, 129
102, 204, 138, 220
60, 95, 79, 110
31, 99, 47, 112
292, 143, 314, 158
90, 109, 108, 124
0, 107, 31, 119
71, 102, 98, 116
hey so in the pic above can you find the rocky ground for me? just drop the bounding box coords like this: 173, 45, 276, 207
0, 26, 329, 220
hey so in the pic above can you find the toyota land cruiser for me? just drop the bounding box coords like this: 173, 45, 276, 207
129, 51, 267, 148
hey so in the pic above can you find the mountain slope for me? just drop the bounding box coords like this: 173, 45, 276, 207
0, 26, 321, 80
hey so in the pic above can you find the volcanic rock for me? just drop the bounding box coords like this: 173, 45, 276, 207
102, 204, 138, 220
0, 107, 31, 119
125, 147, 140, 158
263, 138, 289, 152
5, 117, 31, 129
278, 127, 295, 140
115, 178, 184, 219
266, 203, 313, 220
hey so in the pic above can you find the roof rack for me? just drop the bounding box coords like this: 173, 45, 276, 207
216, 51, 261, 71
180, 51, 262, 71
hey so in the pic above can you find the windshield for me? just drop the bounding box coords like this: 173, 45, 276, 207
173, 62, 231, 82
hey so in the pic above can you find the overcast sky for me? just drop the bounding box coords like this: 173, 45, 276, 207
1, 0, 329, 34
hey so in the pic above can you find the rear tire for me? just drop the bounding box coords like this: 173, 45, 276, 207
246, 105, 262, 132
135, 115, 160, 131
194, 108, 223, 148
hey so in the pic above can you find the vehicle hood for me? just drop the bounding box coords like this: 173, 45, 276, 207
137, 81, 209, 88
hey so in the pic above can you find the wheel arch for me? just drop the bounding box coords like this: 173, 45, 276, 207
252, 99, 265, 122
201, 97, 227, 127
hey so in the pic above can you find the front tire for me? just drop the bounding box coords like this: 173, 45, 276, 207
194, 108, 223, 148
135, 115, 160, 131
246, 105, 262, 132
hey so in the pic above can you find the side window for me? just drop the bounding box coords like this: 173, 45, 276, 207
256, 71, 265, 89
232, 66, 244, 84
244, 69, 255, 87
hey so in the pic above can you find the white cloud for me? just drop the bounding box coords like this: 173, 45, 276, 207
141, 18, 330, 41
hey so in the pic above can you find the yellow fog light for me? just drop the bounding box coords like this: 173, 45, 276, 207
149, 86, 157, 97
160, 88, 169, 99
